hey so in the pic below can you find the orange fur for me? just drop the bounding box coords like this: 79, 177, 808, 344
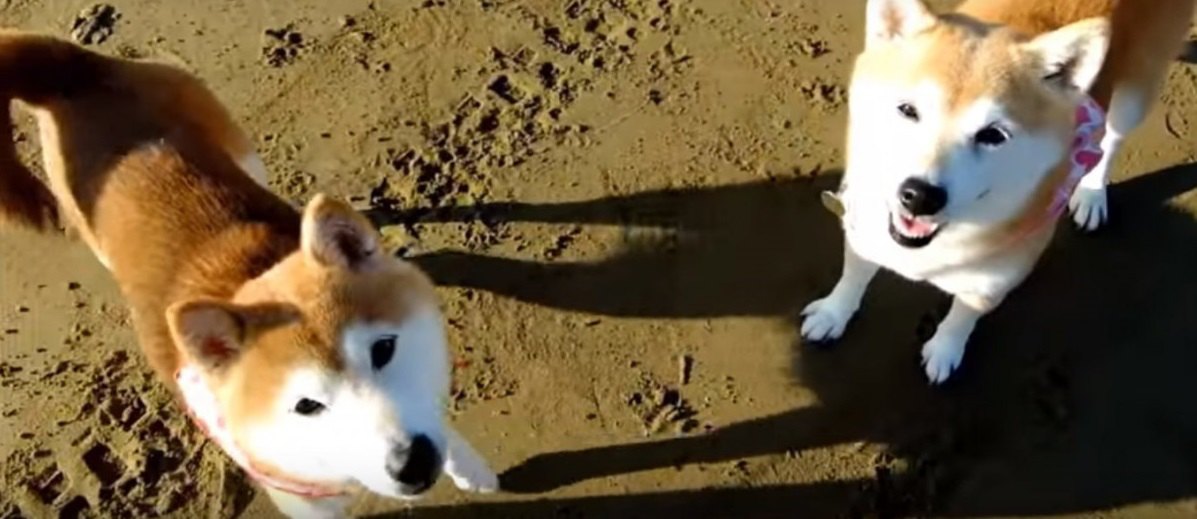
857, 0, 1195, 245
805, 0, 1197, 383
0, 29, 500, 513
958, 0, 1195, 107
951, 0, 1196, 239
0, 29, 437, 432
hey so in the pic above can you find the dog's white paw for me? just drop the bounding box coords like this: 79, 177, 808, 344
1068, 181, 1108, 231
920, 330, 967, 384
447, 458, 500, 494
800, 297, 855, 342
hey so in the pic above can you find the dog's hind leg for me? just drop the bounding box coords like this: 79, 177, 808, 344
1069, 82, 1157, 231
1068, 0, 1196, 231
0, 104, 58, 231
801, 245, 879, 343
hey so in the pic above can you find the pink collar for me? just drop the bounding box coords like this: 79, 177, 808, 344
176, 366, 345, 498
1008, 96, 1106, 241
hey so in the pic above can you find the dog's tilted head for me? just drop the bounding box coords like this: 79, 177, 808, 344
167, 195, 450, 499
844, 0, 1110, 249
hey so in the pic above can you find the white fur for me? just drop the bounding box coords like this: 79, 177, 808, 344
826, 90, 1062, 383
805, 7, 1114, 383
237, 306, 496, 511
841, 91, 1067, 279
237, 152, 269, 186
801, 247, 878, 342
444, 426, 500, 493
921, 297, 982, 383
94, 251, 113, 270
1070, 86, 1148, 230
263, 488, 351, 519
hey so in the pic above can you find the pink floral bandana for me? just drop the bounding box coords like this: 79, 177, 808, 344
1010, 96, 1106, 240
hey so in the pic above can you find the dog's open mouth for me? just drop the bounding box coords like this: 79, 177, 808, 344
888, 211, 943, 248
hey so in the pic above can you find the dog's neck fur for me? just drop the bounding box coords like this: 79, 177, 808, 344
169, 224, 297, 301
92, 145, 301, 390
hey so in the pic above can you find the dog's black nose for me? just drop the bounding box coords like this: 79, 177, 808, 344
898, 178, 948, 216
386, 434, 442, 495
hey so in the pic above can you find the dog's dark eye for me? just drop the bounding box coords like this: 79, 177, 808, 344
897, 103, 920, 122
371, 335, 397, 370
294, 398, 326, 416
974, 125, 1009, 147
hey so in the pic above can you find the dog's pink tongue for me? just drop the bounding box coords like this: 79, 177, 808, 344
902, 216, 935, 235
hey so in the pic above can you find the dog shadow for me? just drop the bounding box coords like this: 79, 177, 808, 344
368, 163, 1197, 517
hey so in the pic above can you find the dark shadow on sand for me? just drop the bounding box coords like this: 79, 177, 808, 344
367, 162, 1197, 518
1180, 39, 1197, 64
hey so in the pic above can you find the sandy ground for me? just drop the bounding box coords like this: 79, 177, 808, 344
1, 0, 1197, 517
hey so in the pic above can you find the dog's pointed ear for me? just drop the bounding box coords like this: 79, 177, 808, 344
1023, 18, 1110, 94
167, 299, 299, 372
866, 0, 936, 47
301, 193, 382, 270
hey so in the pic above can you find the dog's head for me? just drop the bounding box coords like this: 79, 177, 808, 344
844, 0, 1109, 248
167, 195, 450, 498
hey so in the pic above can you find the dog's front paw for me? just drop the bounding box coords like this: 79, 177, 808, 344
920, 329, 967, 384
447, 458, 500, 494
1068, 181, 1108, 232
800, 297, 855, 343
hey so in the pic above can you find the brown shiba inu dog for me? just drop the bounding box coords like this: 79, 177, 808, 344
802, 0, 1196, 383
0, 31, 497, 517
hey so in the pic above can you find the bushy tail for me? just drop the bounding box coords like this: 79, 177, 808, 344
0, 30, 104, 231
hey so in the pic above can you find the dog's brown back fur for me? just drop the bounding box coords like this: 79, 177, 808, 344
957, 0, 1196, 108
0, 30, 297, 386
0, 28, 499, 511
953, 0, 1196, 239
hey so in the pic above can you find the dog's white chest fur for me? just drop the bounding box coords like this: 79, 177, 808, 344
844, 208, 1034, 300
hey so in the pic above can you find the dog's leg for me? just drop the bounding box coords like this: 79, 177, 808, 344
263, 488, 351, 519
444, 426, 499, 493
1069, 83, 1154, 231
801, 244, 879, 343
921, 294, 998, 384
236, 152, 270, 187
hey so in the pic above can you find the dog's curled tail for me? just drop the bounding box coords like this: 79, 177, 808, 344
0, 30, 103, 231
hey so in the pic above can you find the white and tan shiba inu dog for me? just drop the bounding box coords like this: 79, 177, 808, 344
0, 31, 498, 517
802, 0, 1196, 383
